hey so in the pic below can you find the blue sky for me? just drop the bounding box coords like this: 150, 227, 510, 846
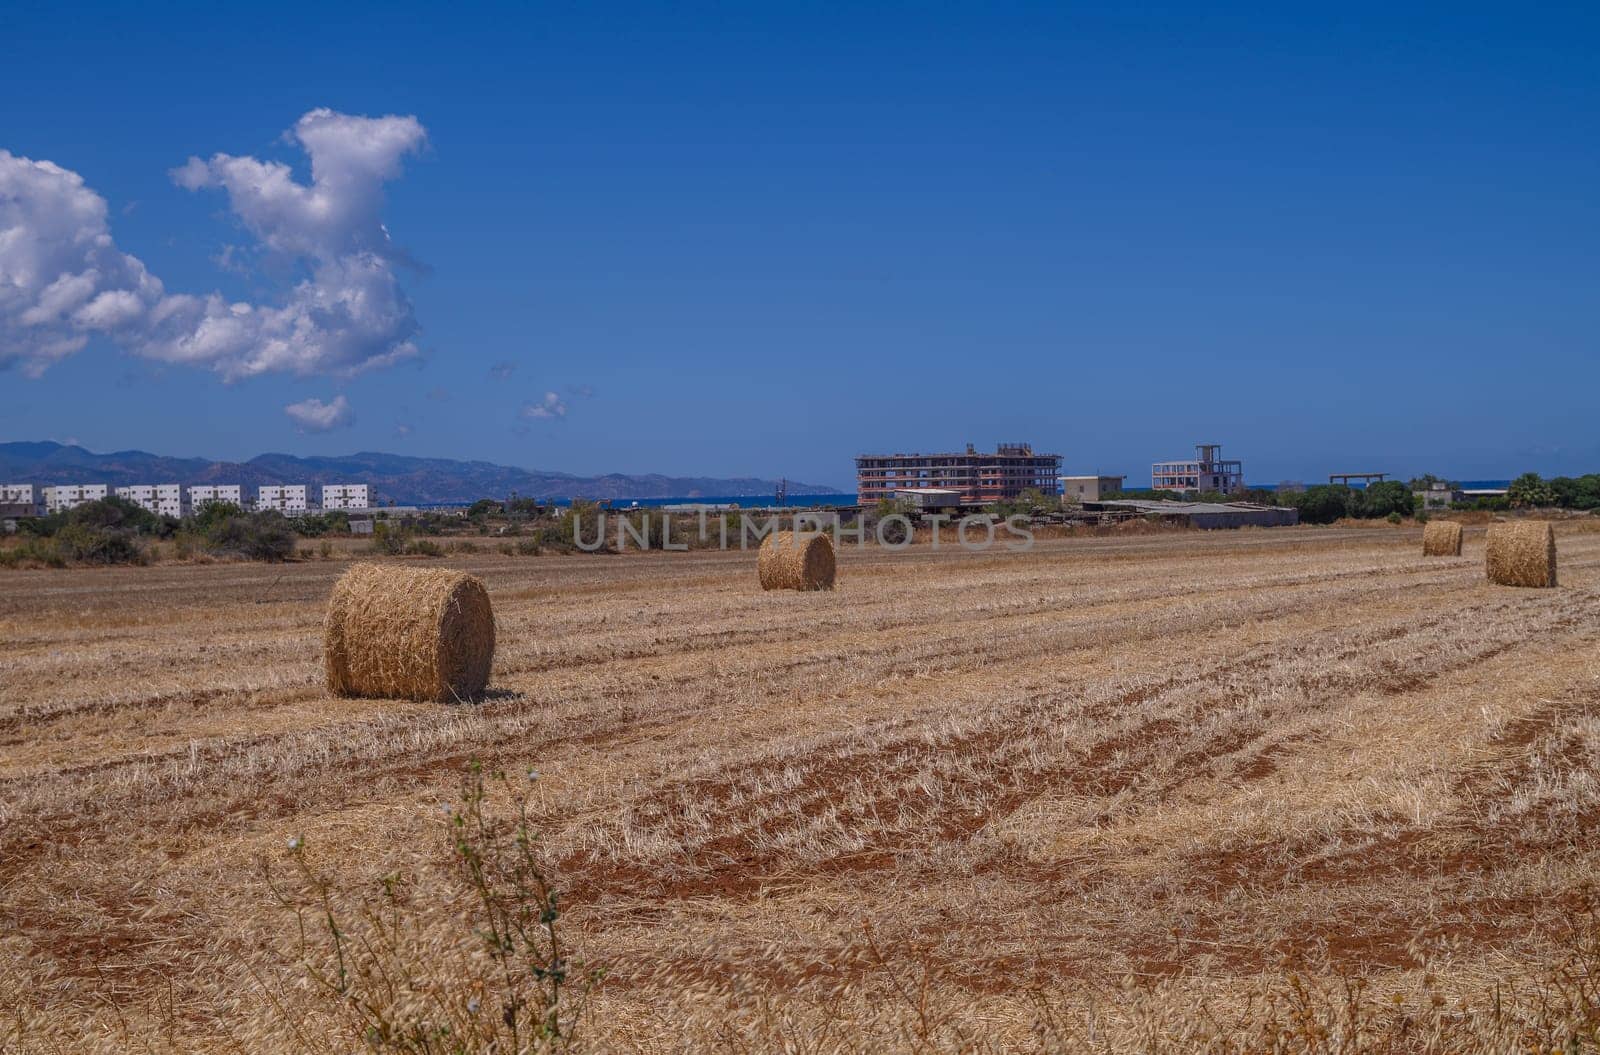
2, 2, 1596, 488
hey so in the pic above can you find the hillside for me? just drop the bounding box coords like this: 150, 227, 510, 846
0, 442, 840, 504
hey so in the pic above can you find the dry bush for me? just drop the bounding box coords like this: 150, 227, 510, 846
250, 763, 602, 1054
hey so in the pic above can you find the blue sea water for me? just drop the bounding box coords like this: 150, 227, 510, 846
552, 492, 859, 508
433, 480, 1519, 509
548, 482, 1517, 507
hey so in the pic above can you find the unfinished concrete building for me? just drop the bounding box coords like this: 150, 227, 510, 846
857, 443, 1062, 506
1152, 443, 1245, 494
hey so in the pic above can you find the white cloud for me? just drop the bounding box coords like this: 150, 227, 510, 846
520, 391, 568, 420
284, 394, 354, 432
1, 108, 427, 381
0, 150, 166, 376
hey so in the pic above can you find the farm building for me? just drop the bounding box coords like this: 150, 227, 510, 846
856, 443, 1061, 506
1088, 499, 1298, 529
894, 487, 965, 511
1061, 475, 1125, 503
1415, 483, 1460, 510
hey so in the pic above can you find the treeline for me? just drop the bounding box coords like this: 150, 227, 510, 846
1504, 472, 1600, 510
1103, 472, 1600, 526
1276, 482, 1415, 525
1107, 482, 1419, 525
1, 495, 621, 568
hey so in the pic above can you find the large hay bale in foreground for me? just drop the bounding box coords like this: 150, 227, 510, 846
325, 563, 496, 702
1485, 521, 1557, 588
758, 531, 836, 591
1422, 520, 1462, 557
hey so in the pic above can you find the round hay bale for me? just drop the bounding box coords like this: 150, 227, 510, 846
1421, 520, 1462, 557
324, 563, 496, 702
758, 531, 836, 591
1485, 521, 1557, 588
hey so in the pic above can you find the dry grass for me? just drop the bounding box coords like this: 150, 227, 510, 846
2, 524, 1599, 1050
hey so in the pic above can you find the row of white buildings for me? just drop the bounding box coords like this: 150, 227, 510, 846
0, 483, 371, 517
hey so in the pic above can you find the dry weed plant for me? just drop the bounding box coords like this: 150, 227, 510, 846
252, 763, 602, 1054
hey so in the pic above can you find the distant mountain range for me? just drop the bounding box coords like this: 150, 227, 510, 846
0, 442, 841, 505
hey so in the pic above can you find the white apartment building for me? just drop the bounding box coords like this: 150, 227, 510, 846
42, 484, 108, 513
1, 484, 35, 509
257, 484, 308, 514
116, 484, 183, 518
188, 484, 243, 510
321, 484, 371, 510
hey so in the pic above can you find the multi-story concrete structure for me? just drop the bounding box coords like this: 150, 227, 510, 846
1, 484, 35, 508
321, 484, 371, 510
0, 484, 36, 522
257, 485, 308, 514
115, 484, 182, 518
188, 485, 243, 511
1152, 444, 1244, 494
1060, 474, 1126, 504
41, 484, 108, 513
857, 443, 1062, 506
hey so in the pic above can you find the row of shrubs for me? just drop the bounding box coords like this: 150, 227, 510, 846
0, 495, 630, 568
3, 497, 298, 568
1099, 472, 1600, 525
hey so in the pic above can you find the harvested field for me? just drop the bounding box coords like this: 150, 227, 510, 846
4, 523, 1600, 1051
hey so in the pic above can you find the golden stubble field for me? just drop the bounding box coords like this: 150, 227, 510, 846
2, 523, 1599, 1051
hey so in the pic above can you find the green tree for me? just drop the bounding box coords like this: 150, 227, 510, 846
67, 496, 161, 535
1279, 485, 1354, 525
1572, 474, 1600, 511
192, 501, 245, 533
1357, 481, 1415, 518
1507, 472, 1555, 509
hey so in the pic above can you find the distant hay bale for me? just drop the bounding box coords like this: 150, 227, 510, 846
1485, 521, 1557, 588
324, 563, 496, 702
758, 531, 836, 591
1422, 520, 1462, 557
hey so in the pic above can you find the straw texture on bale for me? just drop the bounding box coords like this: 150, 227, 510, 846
758, 531, 836, 591
325, 563, 496, 702
1484, 521, 1557, 589
1422, 520, 1463, 557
